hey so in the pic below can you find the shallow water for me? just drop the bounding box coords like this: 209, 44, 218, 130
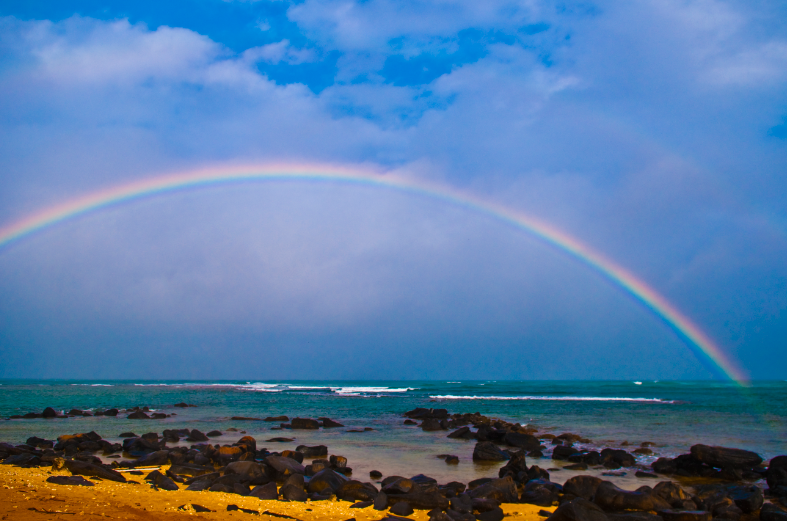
1, 380, 785, 489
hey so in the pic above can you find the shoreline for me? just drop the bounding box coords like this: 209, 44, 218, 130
0, 465, 552, 521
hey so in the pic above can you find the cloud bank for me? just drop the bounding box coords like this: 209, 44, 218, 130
0, 0, 785, 379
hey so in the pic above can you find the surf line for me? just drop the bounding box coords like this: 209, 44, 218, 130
0, 163, 748, 385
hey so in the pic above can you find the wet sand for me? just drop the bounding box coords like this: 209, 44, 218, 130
0, 465, 553, 521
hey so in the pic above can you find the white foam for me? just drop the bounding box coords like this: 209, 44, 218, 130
634, 382, 643, 385
429, 395, 675, 403
332, 387, 416, 394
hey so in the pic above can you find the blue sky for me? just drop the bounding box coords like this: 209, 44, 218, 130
0, 0, 786, 380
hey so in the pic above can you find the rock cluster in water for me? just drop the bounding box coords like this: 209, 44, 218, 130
1, 408, 785, 521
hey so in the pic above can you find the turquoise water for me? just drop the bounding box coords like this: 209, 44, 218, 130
1, 380, 785, 487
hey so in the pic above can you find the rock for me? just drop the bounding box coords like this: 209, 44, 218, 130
594, 481, 671, 512
473, 442, 510, 462
169, 464, 215, 476
761, 504, 787, 521
375, 492, 389, 510
65, 460, 126, 483
26, 437, 54, 449
280, 483, 308, 501
225, 461, 264, 480
291, 418, 320, 429
371, 470, 383, 479
265, 416, 289, 422
351, 501, 374, 509
521, 479, 562, 506
391, 502, 415, 516
548, 498, 609, 521
652, 482, 691, 507
689, 445, 763, 470
249, 482, 279, 500
422, 419, 444, 431
553, 446, 580, 460
186, 429, 209, 442
600, 449, 636, 468
265, 455, 305, 476
563, 476, 603, 501
469, 476, 518, 503
386, 492, 450, 510
119, 432, 137, 438
319, 417, 344, 428
206, 431, 222, 437
636, 472, 658, 478
383, 478, 418, 495
504, 432, 541, 451
42, 407, 58, 418
476, 507, 505, 521
133, 450, 170, 467
448, 427, 473, 439
658, 511, 711, 521
174, 402, 194, 408
607, 514, 662, 521
729, 486, 763, 513
297, 445, 328, 458
128, 411, 151, 419
446, 456, 459, 464
267, 437, 294, 442
338, 480, 379, 502
145, 470, 179, 491
331, 455, 348, 469
103, 408, 119, 417
47, 475, 95, 486
308, 468, 348, 494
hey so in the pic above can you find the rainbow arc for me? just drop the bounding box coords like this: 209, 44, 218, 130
0, 164, 748, 384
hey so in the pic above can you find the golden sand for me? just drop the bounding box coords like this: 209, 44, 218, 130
0, 465, 554, 521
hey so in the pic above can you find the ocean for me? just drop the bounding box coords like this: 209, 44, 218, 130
1, 380, 785, 489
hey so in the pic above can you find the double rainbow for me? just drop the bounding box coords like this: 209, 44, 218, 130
0, 163, 748, 384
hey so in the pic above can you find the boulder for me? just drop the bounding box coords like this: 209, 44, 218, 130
448, 427, 473, 439
504, 432, 541, 451
563, 476, 603, 501
728, 486, 763, 513
280, 483, 308, 501
761, 504, 787, 521
47, 475, 95, 486
374, 492, 389, 510
689, 445, 763, 470
548, 498, 609, 521
308, 468, 348, 494
386, 492, 450, 510
145, 470, 179, 491
206, 431, 222, 437
65, 460, 126, 483
391, 502, 415, 516
422, 419, 444, 431
552, 446, 580, 460
469, 476, 519, 503
477, 507, 505, 521
291, 418, 320, 429
371, 470, 383, 479
473, 442, 510, 462
521, 479, 562, 506
319, 417, 344, 428
133, 450, 170, 467
338, 480, 379, 502
42, 407, 58, 418
330, 455, 348, 469
250, 482, 279, 500
593, 481, 670, 512
224, 461, 264, 480
265, 416, 289, 422
652, 482, 691, 507
297, 445, 328, 458
26, 437, 54, 449
658, 511, 711, 521
265, 455, 305, 476
128, 411, 151, 419
186, 429, 209, 442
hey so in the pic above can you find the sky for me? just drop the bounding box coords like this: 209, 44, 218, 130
0, 0, 785, 380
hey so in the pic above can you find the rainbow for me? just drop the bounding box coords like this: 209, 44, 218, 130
0, 163, 748, 384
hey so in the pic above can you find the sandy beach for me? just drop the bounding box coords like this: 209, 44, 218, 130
0, 465, 552, 521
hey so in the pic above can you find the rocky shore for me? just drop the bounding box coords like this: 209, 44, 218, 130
1, 407, 785, 521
